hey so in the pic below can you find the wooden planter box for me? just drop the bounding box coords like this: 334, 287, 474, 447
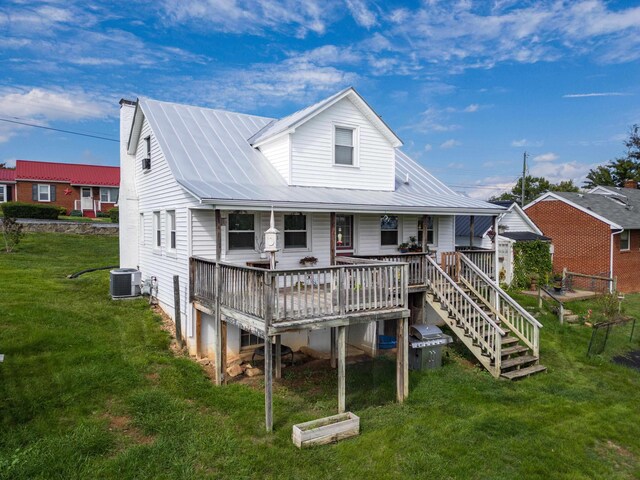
292, 412, 360, 448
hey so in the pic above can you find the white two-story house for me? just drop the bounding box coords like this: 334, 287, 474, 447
119, 88, 544, 428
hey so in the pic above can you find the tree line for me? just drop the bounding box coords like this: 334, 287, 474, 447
491, 125, 640, 205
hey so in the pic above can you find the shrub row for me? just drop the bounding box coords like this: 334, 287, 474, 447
108, 207, 119, 223
1, 202, 60, 219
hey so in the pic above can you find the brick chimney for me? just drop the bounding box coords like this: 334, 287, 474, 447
624, 179, 638, 189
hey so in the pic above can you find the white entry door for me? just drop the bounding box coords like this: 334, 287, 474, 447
81, 187, 93, 210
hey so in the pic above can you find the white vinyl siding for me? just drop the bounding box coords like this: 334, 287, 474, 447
290, 97, 395, 191
258, 135, 290, 183
191, 209, 216, 258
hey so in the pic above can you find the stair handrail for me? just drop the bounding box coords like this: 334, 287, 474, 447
459, 253, 542, 357
425, 255, 505, 374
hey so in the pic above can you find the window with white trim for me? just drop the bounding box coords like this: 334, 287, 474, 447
284, 214, 308, 249
336, 214, 353, 250
166, 210, 176, 251
620, 230, 630, 251
228, 213, 255, 250
38, 184, 51, 202
334, 126, 355, 166
0, 185, 6, 203
381, 215, 399, 246
154, 211, 161, 249
418, 217, 436, 245
100, 187, 119, 203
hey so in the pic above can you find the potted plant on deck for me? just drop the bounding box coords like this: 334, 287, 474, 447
299, 256, 318, 267
553, 273, 563, 293
398, 242, 410, 253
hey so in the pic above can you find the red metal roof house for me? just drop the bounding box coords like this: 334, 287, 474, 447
0, 160, 120, 217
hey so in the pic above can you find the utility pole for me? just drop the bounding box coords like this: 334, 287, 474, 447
521, 152, 528, 206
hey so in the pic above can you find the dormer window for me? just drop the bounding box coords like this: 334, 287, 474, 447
334, 126, 355, 166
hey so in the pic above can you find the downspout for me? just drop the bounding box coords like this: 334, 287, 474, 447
610, 228, 623, 293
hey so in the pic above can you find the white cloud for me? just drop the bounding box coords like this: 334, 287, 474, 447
0, 87, 112, 144
532, 152, 558, 162
424, 144, 433, 152
346, 0, 377, 28
511, 138, 543, 147
563, 92, 628, 98
529, 160, 594, 184
464, 103, 480, 112
463, 175, 519, 200
440, 139, 461, 149
160, 0, 333, 36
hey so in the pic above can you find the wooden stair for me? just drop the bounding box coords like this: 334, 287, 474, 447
424, 253, 546, 381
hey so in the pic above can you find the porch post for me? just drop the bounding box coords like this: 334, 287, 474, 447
469, 215, 475, 247
214, 209, 224, 385
330, 212, 336, 265
493, 215, 499, 284
422, 215, 429, 253
337, 325, 346, 413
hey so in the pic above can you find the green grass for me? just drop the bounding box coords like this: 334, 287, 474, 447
1, 234, 639, 479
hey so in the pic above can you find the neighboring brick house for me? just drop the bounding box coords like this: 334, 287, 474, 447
0, 168, 16, 203
525, 184, 640, 293
1, 160, 120, 216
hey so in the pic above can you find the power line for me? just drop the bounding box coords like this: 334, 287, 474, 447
0, 117, 119, 142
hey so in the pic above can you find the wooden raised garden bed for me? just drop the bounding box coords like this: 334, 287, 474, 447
292, 412, 360, 448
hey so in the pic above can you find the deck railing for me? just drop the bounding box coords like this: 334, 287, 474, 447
189, 256, 408, 327
425, 255, 503, 375
456, 248, 495, 279
352, 253, 429, 286
459, 253, 542, 357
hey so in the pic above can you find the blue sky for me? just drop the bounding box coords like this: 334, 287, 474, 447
1, 0, 639, 199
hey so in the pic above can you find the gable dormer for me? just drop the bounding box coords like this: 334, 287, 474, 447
251, 88, 402, 191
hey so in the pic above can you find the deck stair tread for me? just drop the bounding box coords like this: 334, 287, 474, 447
501, 354, 537, 369
500, 364, 547, 380
501, 345, 529, 357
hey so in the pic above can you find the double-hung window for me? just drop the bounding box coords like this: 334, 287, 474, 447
334, 126, 355, 166
100, 187, 119, 203
153, 211, 161, 249
0, 185, 6, 203
38, 184, 51, 202
228, 213, 255, 250
381, 215, 399, 246
620, 230, 630, 251
284, 214, 308, 249
166, 210, 176, 251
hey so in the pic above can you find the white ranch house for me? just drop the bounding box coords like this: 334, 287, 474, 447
119, 88, 544, 431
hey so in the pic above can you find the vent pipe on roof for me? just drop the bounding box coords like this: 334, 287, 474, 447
404, 173, 410, 184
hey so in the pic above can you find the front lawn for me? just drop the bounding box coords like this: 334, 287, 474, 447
1, 234, 639, 479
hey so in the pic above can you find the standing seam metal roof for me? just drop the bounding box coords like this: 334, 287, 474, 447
137, 96, 504, 214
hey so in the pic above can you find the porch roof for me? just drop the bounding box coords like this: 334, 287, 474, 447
136, 97, 504, 216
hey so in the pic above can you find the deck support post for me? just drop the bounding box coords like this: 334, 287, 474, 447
396, 316, 409, 403
337, 325, 346, 413
330, 327, 337, 369
195, 309, 202, 358
264, 271, 274, 432
214, 264, 224, 386
265, 335, 273, 433
275, 335, 282, 379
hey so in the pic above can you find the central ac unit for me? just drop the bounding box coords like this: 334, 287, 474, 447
110, 268, 142, 299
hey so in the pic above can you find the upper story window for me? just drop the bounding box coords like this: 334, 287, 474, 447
142, 136, 151, 170
284, 213, 308, 249
228, 213, 255, 250
418, 217, 436, 245
381, 215, 399, 246
336, 214, 354, 250
166, 210, 176, 251
153, 211, 161, 248
100, 187, 119, 203
334, 126, 355, 166
620, 230, 630, 251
